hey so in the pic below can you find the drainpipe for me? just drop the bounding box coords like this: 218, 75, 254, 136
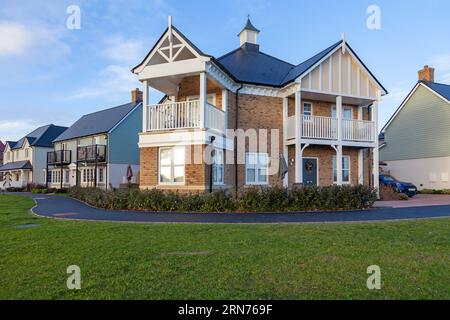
367, 104, 373, 187
234, 85, 243, 198
209, 136, 216, 193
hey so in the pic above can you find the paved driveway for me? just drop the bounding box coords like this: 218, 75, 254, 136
375, 194, 450, 208
9, 193, 450, 224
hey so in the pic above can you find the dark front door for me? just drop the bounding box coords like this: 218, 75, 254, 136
303, 158, 318, 187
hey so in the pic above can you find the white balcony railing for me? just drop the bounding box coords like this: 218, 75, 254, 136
342, 118, 375, 142
145, 100, 225, 133
287, 115, 375, 143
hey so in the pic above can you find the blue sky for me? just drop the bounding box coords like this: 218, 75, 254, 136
1, 0, 449, 142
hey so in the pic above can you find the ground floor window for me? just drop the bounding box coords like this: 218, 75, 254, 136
65, 170, 69, 183
212, 149, 224, 185
245, 153, 269, 185
98, 168, 104, 183
333, 155, 350, 183
159, 146, 185, 184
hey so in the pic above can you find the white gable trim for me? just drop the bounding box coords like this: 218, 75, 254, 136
381, 82, 450, 133
134, 28, 206, 74
297, 42, 387, 96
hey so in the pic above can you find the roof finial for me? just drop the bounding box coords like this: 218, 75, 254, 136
168, 16, 173, 43
341, 32, 346, 54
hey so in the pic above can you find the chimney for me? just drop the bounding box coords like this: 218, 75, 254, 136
418, 65, 435, 82
131, 88, 143, 103
238, 16, 260, 53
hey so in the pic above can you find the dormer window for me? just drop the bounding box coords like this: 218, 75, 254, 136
25, 149, 29, 158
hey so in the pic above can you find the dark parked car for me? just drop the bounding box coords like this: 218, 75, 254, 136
379, 174, 418, 197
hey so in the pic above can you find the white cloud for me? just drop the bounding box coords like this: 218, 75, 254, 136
0, 21, 69, 60
102, 35, 146, 64
0, 119, 39, 142
69, 33, 148, 100
0, 22, 31, 56
428, 54, 450, 83
70, 65, 140, 100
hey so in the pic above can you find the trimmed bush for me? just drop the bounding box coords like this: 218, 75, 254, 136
68, 185, 377, 213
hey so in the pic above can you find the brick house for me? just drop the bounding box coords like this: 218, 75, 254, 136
133, 18, 387, 193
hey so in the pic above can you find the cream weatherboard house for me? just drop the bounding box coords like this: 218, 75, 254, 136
133, 18, 387, 193
0, 125, 67, 189
47, 90, 143, 190
380, 66, 450, 190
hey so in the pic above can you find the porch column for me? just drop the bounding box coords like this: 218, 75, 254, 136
335, 96, 343, 186
222, 88, 228, 130
358, 149, 364, 185
335, 145, 343, 185
358, 105, 364, 185
142, 80, 149, 132
295, 90, 303, 184
336, 96, 343, 143
372, 99, 380, 194
283, 97, 289, 187
199, 72, 207, 128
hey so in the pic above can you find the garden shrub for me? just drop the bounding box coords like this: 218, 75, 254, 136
68, 184, 377, 213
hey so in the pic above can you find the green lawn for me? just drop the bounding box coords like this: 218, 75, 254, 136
0, 194, 449, 299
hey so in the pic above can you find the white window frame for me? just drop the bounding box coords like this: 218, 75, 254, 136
24, 148, 29, 158
158, 146, 185, 185
212, 149, 224, 185
187, 94, 216, 106
333, 155, 351, 184
332, 105, 353, 119
303, 102, 313, 116
98, 168, 104, 183
245, 152, 269, 185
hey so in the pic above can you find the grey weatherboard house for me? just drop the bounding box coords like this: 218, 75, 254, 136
380, 66, 450, 190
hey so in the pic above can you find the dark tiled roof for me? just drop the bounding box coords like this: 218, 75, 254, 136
54, 102, 141, 142
10, 125, 67, 150
217, 41, 343, 87
0, 160, 32, 171
422, 81, 450, 101
217, 47, 295, 87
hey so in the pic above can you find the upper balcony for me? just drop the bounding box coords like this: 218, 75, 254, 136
47, 150, 71, 166
144, 100, 226, 134
287, 115, 376, 143
77, 145, 107, 163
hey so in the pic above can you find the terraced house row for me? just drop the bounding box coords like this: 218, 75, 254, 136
1, 18, 387, 192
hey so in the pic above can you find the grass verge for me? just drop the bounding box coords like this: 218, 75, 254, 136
0, 194, 449, 299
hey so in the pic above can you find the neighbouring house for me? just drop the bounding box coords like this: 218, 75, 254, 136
380, 66, 450, 190
132, 18, 387, 193
0, 125, 68, 190
0, 141, 4, 182
47, 89, 143, 190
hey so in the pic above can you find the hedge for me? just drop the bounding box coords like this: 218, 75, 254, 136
68, 185, 377, 213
